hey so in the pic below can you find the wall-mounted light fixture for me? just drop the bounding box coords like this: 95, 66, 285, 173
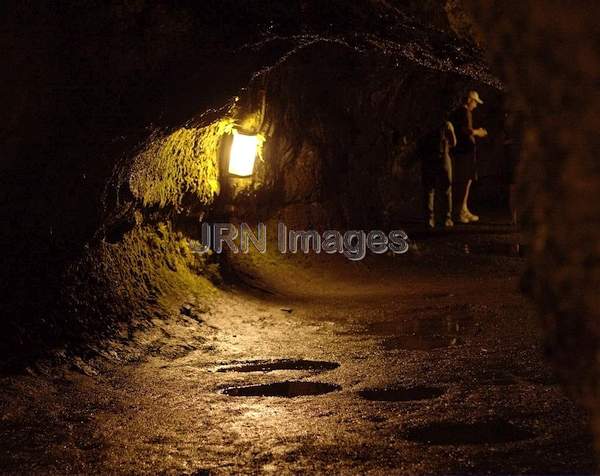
228, 129, 260, 177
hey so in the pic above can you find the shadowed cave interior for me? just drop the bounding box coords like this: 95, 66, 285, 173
2, 1, 600, 474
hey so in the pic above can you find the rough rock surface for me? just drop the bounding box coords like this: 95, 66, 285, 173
1, 1, 499, 361
0, 234, 594, 474
461, 0, 600, 449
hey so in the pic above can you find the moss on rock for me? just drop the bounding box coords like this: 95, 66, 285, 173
62, 222, 218, 344
129, 121, 231, 210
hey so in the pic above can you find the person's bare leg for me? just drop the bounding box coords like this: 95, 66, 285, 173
458, 180, 471, 223
461, 179, 472, 212
426, 188, 435, 228
444, 184, 453, 227
463, 179, 480, 222
459, 180, 479, 223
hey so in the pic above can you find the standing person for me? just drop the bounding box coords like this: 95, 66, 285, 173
422, 119, 457, 228
452, 90, 488, 223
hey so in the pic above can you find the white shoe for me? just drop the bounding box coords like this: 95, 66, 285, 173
444, 218, 454, 227
459, 210, 471, 223
466, 209, 479, 222
428, 217, 435, 228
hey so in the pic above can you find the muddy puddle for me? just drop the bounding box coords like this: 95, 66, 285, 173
214, 359, 339, 373
371, 312, 474, 351
220, 381, 341, 397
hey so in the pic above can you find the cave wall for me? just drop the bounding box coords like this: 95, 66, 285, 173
238, 43, 470, 229
1, 0, 498, 362
460, 0, 600, 448
228, 40, 502, 230
4, 3, 599, 455
1, 1, 240, 360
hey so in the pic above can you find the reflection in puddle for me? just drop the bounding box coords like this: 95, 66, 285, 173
215, 359, 340, 373
220, 381, 341, 397
372, 313, 474, 351
403, 419, 535, 445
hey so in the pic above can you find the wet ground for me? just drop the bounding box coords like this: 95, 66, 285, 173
0, 220, 596, 474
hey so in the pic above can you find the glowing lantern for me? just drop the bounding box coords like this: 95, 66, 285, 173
228, 130, 259, 177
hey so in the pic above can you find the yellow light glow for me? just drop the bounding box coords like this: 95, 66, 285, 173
228, 131, 259, 177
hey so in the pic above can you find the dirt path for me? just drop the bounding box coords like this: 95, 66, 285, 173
0, 232, 595, 474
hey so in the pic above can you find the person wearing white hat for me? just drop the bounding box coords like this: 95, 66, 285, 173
452, 90, 488, 223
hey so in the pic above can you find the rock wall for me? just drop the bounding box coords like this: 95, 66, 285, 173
1, 0, 499, 362
461, 0, 600, 448
234, 41, 495, 229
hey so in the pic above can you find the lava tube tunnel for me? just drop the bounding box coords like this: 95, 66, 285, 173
1, 1, 600, 474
